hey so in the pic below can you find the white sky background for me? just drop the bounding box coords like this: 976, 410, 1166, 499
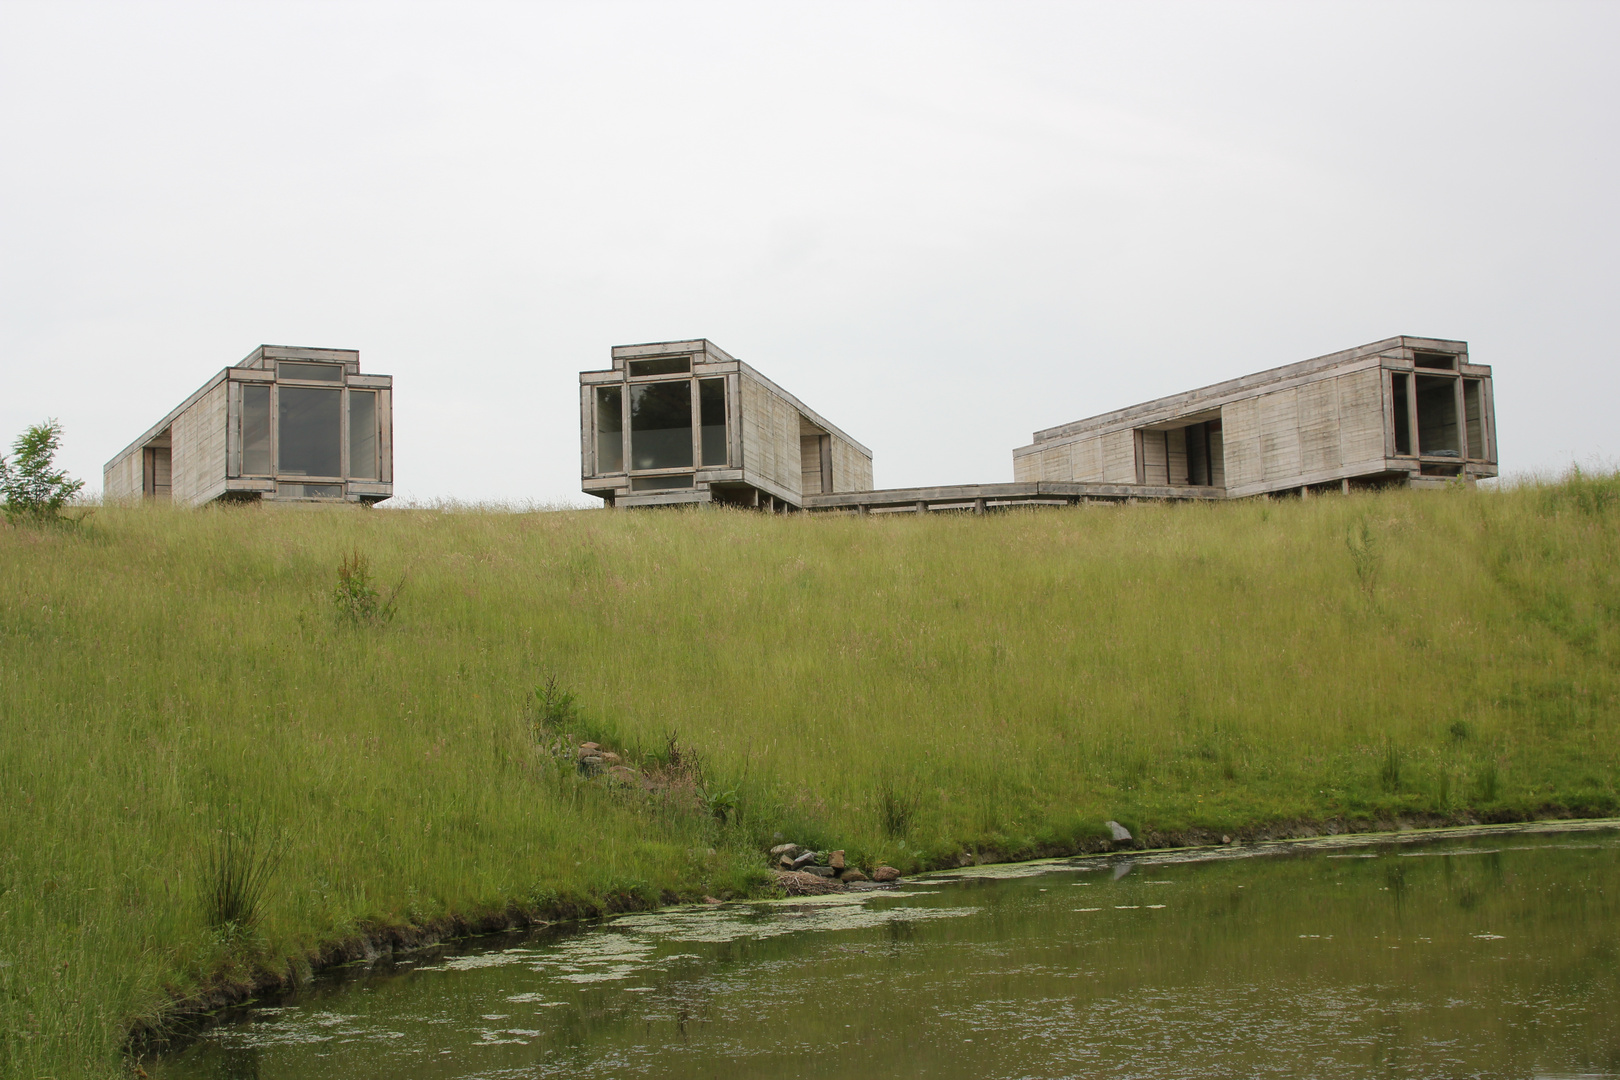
1, 1, 1615, 504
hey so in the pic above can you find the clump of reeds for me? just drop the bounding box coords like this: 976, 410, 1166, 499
876, 779, 921, 838
1377, 741, 1404, 793
201, 815, 287, 940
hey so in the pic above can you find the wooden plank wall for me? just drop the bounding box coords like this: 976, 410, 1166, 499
171, 381, 228, 506
1221, 367, 1386, 492
800, 434, 823, 495
1102, 430, 1136, 483
1336, 367, 1384, 466
103, 448, 143, 502
740, 373, 803, 497
1141, 431, 1169, 484
830, 434, 872, 492
1167, 428, 1188, 484
1222, 397, 1263, 489
1209, 429, 1226, 488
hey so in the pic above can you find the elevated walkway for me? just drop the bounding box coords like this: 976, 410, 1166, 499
802, 481, 1225, 514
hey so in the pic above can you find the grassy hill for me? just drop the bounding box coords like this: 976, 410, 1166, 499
3, 474, 1618, 1076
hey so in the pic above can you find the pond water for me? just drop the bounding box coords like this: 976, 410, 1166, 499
149, 822, 1620, 1080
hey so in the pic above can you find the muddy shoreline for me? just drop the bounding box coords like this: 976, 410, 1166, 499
127, 806, 1620, 1062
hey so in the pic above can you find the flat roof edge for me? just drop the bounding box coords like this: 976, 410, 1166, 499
104, 368, 231, 469
1030, 335, 1469, 443
735, 361, 873, 459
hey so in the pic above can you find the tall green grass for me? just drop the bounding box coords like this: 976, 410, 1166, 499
2, 474, 1618, 1076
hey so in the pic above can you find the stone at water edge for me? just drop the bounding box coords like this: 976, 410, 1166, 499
776, 870, 844, 896
790, 851, 818, 870
838, 868, 869, 883
871, 866, 901, 883
803, 865, 837, 878
770, 843, 803, 859
702, 896, 724, 905
829, 850, 846, 870
579, 742, 601, 751
1106, 821, 1132, 842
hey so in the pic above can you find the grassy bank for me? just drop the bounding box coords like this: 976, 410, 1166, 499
3, 474, 1618, 1076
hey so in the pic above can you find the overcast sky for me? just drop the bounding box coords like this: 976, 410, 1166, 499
2, 1, 1615, 504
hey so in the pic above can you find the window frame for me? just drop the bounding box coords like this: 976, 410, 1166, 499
592, 373, 731, 479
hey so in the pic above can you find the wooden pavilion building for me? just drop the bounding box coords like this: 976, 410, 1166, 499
104, 345, 394, 506
579, 339, 873, 509
1010, 335, 1497, 499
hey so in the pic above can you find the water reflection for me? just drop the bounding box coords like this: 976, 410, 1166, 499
150, 823, 1620, 1080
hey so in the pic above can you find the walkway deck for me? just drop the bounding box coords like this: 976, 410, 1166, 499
801, 481, 1225, 513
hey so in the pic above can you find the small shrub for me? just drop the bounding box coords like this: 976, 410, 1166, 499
332, 548, 399, 626
1345, 517, 1382, 598
201, 815, 287, 940
0, 420, 84, 524
1448, 719, 1472, 741
698, 785, 740, 824
533, 675, 578, 736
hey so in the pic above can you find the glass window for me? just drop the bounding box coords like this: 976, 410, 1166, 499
628, 356, 690, 377
242, 384, 271, 475
595, 386, 623, 473
1415, 375, 1460, 457
1464, 380, 1485, 459
278, 482, 342, 498
699, 378, 727, 466
277, 361, 343, 382
279, 386, 343, 477
631, 475, 695, 491
630, 381, 693, 470
349, 390, 378, 480
1391, 373, 1411, 456
1413, 352, 1456, 370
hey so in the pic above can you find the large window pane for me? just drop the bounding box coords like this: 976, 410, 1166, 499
699, 378, 727, 466
349, 390, 378, 480
1415, 375, 1459, 457
278, 386, 342, 477
630, 381, 692, 470
595, 386, 623, 473
242, 384, 271, 475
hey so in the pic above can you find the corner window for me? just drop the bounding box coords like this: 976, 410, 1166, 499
595, 387, 624, 472
242, 384, 272, 475
1464, 380, 1486, 459
349, 390, 378, 480
1391, 373, 1412, 456
700, 378, 727, 466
